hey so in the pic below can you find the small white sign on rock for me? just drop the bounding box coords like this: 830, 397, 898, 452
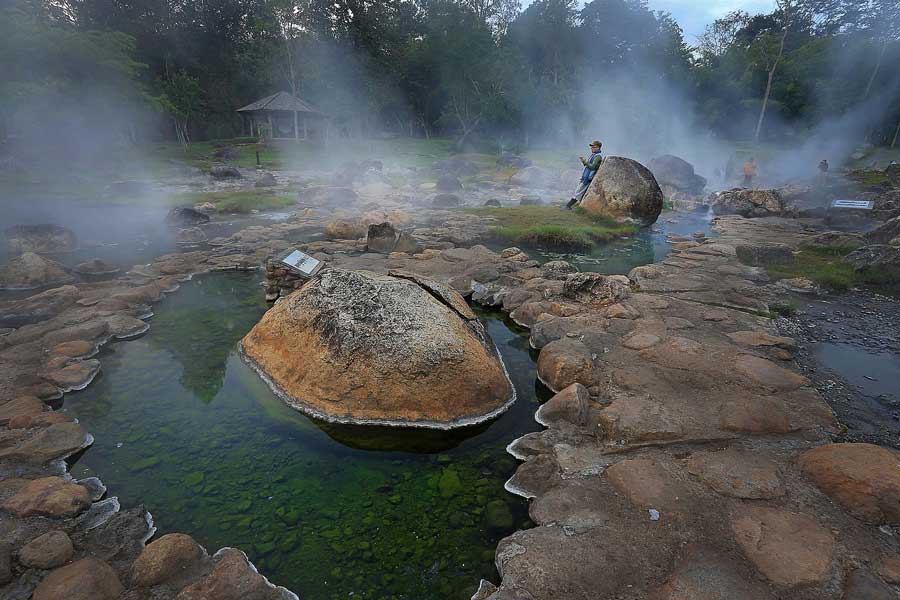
279, 249, 323, 278
830, 199, 874, 210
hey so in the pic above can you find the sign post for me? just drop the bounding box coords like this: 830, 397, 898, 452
830, 199, 874, 210
278, 249, 323, 279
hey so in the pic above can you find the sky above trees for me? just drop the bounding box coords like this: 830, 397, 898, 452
522, 0, 777, 39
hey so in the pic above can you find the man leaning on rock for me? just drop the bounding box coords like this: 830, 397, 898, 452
566, 140, 603, 210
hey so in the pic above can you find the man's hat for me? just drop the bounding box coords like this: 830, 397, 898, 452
590, 140, 602, 148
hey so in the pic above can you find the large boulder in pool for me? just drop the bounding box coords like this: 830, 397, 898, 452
6, 224, 77, 255
240, 269, 514, 428
0, 252, 73, 290
579, 157, 663, 226
648, 155, 707, 195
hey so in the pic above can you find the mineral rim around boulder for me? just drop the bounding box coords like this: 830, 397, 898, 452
240, 268, 515, 428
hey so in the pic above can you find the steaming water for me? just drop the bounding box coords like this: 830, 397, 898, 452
528, 209, 716, 274
65, 272, 547, 600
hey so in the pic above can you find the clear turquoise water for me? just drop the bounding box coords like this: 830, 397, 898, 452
66, 272, 547, 600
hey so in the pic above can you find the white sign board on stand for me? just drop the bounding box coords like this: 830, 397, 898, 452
278, 249, 323, 278
831, 199, 874, 210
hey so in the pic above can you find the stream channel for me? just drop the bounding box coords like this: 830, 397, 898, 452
56, 210, 715, 600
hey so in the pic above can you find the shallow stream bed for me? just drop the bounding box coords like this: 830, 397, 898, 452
65, 272, 546, 600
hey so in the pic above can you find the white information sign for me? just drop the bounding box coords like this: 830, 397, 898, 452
831, 199, 874, 210
279, 249, 323, 278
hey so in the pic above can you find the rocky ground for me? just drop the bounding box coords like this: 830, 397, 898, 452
2, 159, 900, 599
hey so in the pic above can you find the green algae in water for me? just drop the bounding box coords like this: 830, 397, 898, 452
66, 272, 544, 600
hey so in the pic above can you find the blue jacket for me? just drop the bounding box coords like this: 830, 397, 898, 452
581, 150, 603, 184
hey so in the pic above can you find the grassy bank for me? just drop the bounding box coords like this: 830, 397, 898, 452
174, 189, 295, 213
464, 206, 637, 250
767, 243, 893, 291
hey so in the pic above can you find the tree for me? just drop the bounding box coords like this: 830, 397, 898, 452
698, 11, 750, 60
750, 0, 798, 142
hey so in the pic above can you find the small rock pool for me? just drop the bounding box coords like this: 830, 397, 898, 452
65, 272, 547, 600
530, 209, 716, 273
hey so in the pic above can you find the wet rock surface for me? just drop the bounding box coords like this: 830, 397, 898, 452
5, 224, 78, 255
710, 188, 788, 218
2, 170, 900, 600
241, 268, 514, 427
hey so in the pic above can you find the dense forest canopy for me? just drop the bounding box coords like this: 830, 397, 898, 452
1, 0, 898, 154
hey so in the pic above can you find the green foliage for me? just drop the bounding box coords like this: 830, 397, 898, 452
769, 302, 798, 317
766, 243, 892, 291
465, 205, 636, 250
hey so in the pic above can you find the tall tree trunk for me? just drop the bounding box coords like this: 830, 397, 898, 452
863, 40, 887, 102
754, 26, 787, 143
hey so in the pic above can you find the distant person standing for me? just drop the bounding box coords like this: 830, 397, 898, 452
566, 140, 603, 210
742, 157, 757, 188
818, 159, 829, 184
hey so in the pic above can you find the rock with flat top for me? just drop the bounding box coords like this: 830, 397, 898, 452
605, 458, 692, 512
32, 557, 123, 600
176, 548, 291, 600
536, 383, 589, 426
131, 533, 205, 587
366, 222, 398, 253
0, 422, 92, 464
536, 339, 595, 393
19, 530, 74, 569
0, 252, 72, 290
241, 269, 513, 427
1, 477, 91, 518
798, 443, 900, 525
686, 450, 784, 499
6, 224, 77, 254
324, 220, 365, 240
710, 189, 786, 218
732, 506, 833, 587
0, 396, 44, 425
733, 354, 808, 390
735, 242, 794, 267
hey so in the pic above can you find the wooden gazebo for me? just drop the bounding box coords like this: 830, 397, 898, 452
237, 92, 327, 141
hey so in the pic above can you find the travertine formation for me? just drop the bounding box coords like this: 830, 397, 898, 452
241, 268, 514, 427
2, 168, 899, 600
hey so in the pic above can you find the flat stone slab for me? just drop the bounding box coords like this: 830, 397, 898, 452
1, 477, 91, 518
727, 331, 796, 349
732, 506, 834, 587
0, 421, 91, 464
719, 396, 791, 434
32, 557, 123, 600
798, 443, 900, 525
686, 450, 784, 499
733, 354, 808, 390
605, 458, 693, 514
652, 544, 776, 600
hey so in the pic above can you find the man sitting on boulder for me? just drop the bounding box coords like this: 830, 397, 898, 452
566, 141, 603, 209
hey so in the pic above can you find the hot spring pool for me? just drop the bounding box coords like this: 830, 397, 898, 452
65, 272, 547, 600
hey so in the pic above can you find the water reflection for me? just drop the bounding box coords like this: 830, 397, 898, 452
65, 273, 541, 600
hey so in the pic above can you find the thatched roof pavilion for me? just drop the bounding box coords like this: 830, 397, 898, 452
237, 92, 327, 141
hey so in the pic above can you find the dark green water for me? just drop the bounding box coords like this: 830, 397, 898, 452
66, 272, 547, 600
